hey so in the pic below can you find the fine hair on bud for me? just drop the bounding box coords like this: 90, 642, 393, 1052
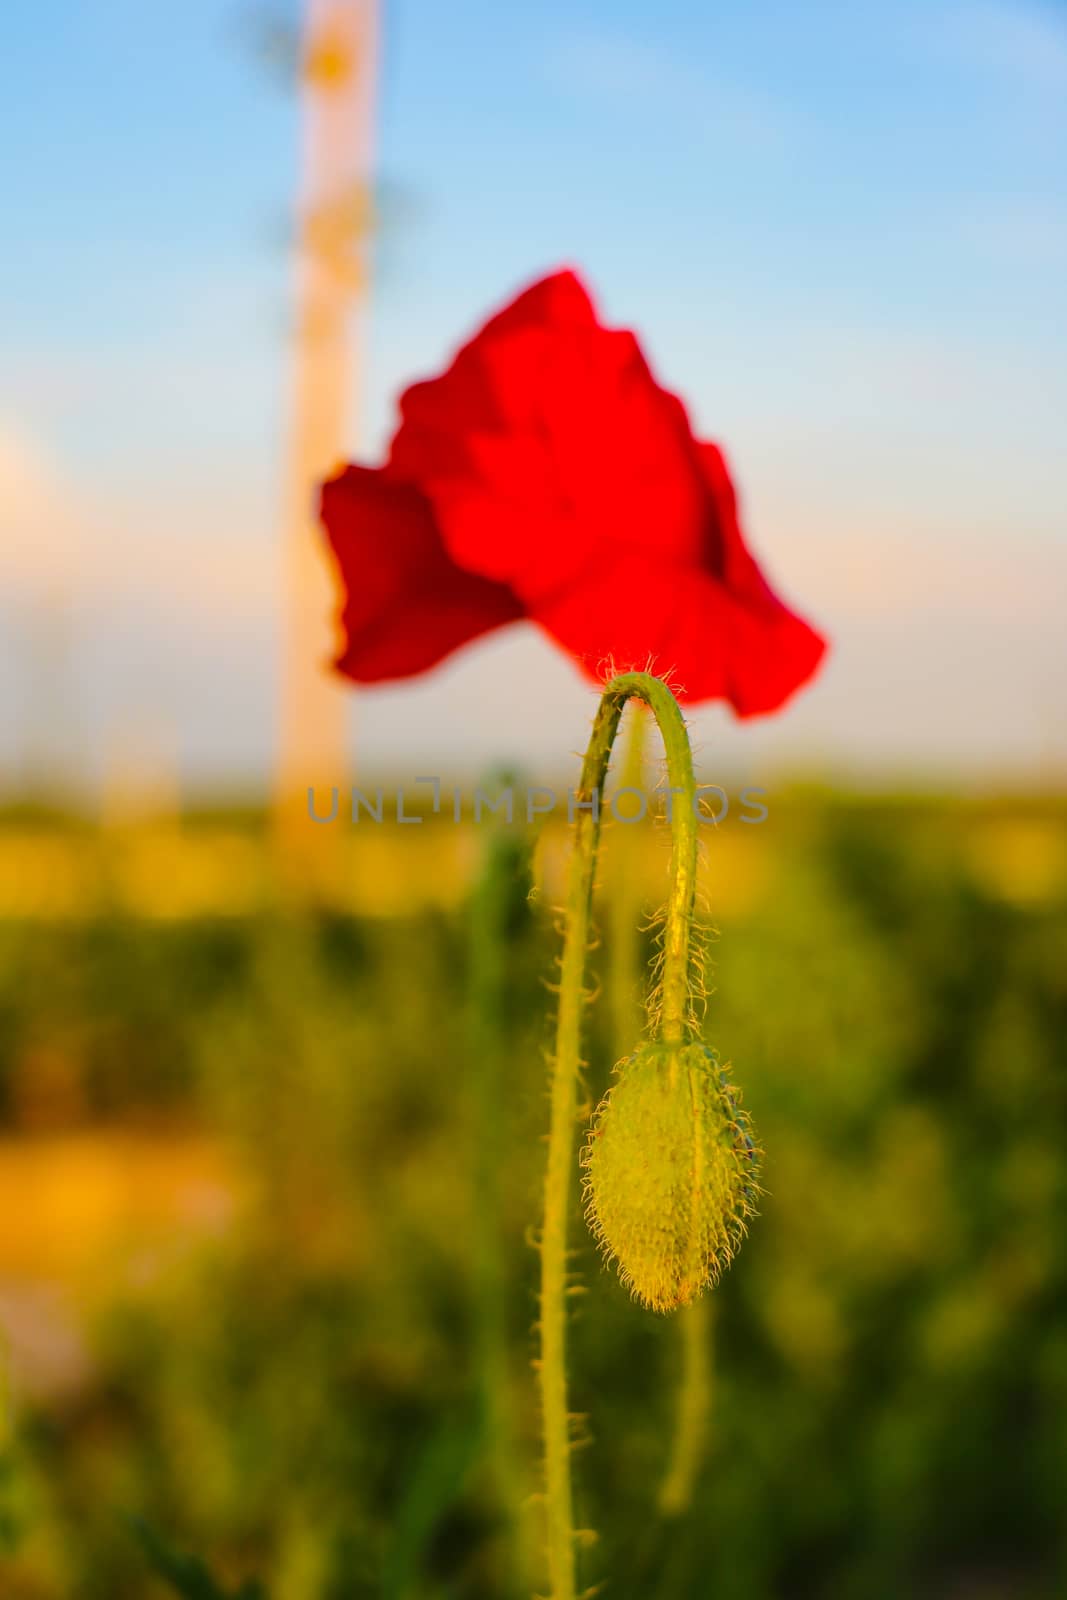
582, 1041, 761, 1314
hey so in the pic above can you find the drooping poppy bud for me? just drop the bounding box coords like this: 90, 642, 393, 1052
583, 1041, 760, 1313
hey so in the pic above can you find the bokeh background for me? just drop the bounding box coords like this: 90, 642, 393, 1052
1, 2, 1066, 1597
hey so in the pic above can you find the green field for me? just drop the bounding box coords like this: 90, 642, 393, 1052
1, 794, 1065, 1599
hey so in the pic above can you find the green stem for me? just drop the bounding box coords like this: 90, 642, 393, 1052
469, 786, 531, 1593
539, 672, 700, 1599
658, 1295, 713, 1516
607, 707, 714, 1523
608, 703, 649, 1057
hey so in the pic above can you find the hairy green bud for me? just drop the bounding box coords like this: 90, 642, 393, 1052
583, 1042, 761, 1313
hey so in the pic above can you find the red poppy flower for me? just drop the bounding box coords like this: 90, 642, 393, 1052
320, 269, 826, 714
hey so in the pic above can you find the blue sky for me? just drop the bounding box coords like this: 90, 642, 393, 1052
1, 0, 1065, 792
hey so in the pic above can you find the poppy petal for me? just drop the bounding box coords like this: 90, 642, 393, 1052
694, 441, 784, 609
388, 271, 707, 598
318, 269, 827, 711
532, 551, 827, 717
320, 465, 523, 683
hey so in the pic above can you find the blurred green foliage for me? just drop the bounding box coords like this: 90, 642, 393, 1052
0, 796, 1064, 1598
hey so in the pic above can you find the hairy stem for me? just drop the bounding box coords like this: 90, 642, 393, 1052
539, 672, 700, 1599
607, 706, 714, 1523
608, 703, 649, 1056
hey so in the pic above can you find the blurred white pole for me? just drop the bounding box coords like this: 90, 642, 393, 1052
275, 0, 379, 843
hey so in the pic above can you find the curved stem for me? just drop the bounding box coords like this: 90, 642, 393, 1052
539, 671, 700, 1599
608, 703, 649, 1056
606, 708, 713, 1525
